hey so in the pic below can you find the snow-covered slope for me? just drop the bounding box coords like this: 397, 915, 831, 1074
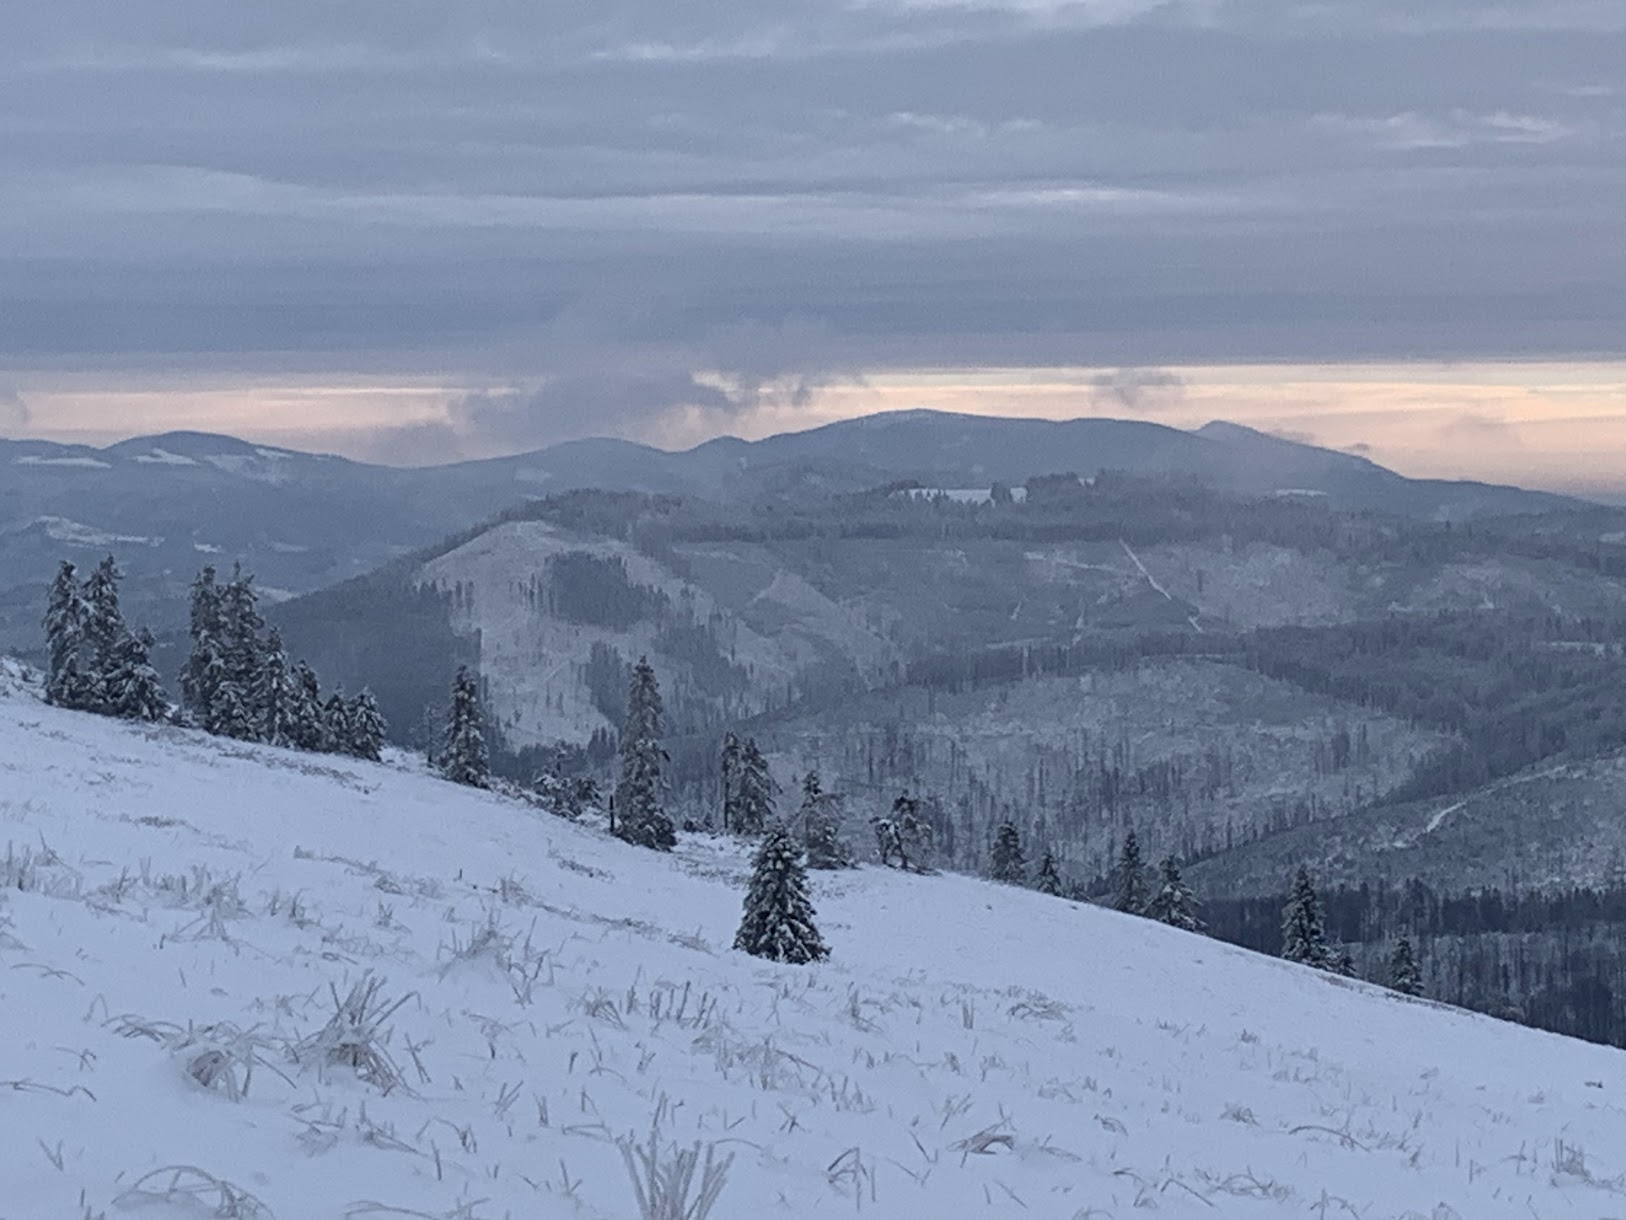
1, 686, 1623, 1219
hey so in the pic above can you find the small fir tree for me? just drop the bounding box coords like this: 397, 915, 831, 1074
719, 732, 743, 832
733, 824, 829, 964
440, 666, 489, 788
1034, 850, 1063, 896
288, 662, 327, 751
218, 565, 266, 740
43, 560, 91, 709
533, 766, 583, 818
1281, 865, 1330, 968
1331, 946, 1357, 978
1389, 936, 1423, 996
211, 675, 258, 742
733, 737, 777, 836
347, 690, 386, 762
182, 566, 226, 727
988, 821, 1026, 885
1145, 855, 1203, 931
323, 689, 352, 754
81, 555, 127, 712
105, 627, 168, 721
614, 657, 674, 850
255, 629, 293, 746
800, 771, 854, 870
1112, 829, 1150, 914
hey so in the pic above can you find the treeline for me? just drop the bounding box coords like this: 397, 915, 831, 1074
42, 554, 385, 761
1248, 614, 1626, 802
1206, 879, 1626, 1047
180, 564, 385, 759
43, 557, 166, 720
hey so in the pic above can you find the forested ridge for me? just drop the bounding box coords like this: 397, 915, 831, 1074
82, 476, 1626, 1052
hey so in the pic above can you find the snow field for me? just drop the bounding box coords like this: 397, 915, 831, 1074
0, 688, 1623, 1219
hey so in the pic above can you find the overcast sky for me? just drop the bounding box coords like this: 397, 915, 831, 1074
1, 0, 1622, 481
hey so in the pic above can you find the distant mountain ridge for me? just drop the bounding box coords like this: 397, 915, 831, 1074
0, 410, 1593, 653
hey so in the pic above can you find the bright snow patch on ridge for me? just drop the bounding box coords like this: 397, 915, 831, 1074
0, 686, 1622, 1218
30, 515, 160, 548
12, 454, 112, 469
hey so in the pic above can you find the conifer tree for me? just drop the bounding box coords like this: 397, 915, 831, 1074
719, 731, 743, 832
1112, 829, 1149, 914
733, 737, 777, 836
1145, 855, 1203, 931
733, 824, 829, 964
105, 627, 168, 721
988, 821, 1026, 885
347, 690, 386, 762
440, 666, 489, 788
614, 657, 674, 849
323, 689, 352, 754
211, 675, 258, 741
1281, 865, 1330, 968
800, 771, 854, 870
872, 790, 932, 872
43, 560, 91, 709
1389, 936, 1423, 996
1034, 850, 1063, 896
288, 662, 327, 752
217, 564, 266, 740
182, 566, 226, 727
255, 629, 293, 746
81, 555, 127, 712
1331, 946, 1357, 978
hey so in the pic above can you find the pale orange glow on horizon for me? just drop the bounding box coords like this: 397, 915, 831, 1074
4, 360, 1624, 497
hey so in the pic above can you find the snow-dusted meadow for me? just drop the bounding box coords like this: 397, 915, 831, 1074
1, 671, 1623, 1219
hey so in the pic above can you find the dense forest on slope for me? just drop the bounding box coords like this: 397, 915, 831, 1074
1206, 881, 1626, 1048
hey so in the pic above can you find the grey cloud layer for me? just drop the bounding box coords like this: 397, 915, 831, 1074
1, 0, 1622, 450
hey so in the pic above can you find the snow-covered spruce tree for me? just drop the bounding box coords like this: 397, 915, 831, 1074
733, 824, 829, 964
440, 666, 489, 788
182, 566, 226, 728
1145, 855, 1203, 931
288, 662, 327, 752
346, 690, 386, 762
532, 766, 582, 818
1281, 865, 1330, 968
215, 564, 266, 740
105, 627, 168, 721
211, 674, 258, 741
43, 560, 92, 709
81, 555, 128, 713
800, 771, 854, 870
988, 821, 1026, 885
1111, 829, 1150, 914
254, 629, 293, 746
1331, 946, 1357, 978
719, 731, 743, 832
322, 690, 352, 754
733, 737, 777, 836
1034, 850, 1063, 896
614, 656, 674, 850
1389, 936, 1423, 996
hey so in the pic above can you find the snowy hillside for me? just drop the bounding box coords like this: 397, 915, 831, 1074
2, 686, 1624, 1219
418, 519, 894, 746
